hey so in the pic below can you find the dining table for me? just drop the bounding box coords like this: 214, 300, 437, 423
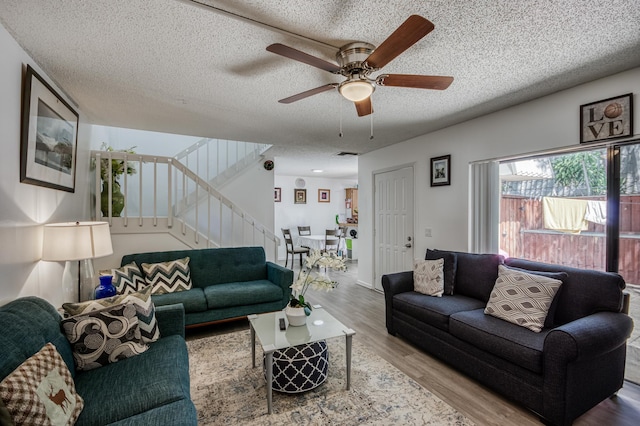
297, 234, 347, 254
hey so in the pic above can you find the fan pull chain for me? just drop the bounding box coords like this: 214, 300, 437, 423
339, 99, 343, 138
369, 105, 374, 140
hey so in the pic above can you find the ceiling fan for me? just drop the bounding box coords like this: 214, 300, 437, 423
266, 15, 453, 117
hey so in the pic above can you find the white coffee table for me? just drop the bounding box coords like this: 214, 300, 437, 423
248, 306, 355, 414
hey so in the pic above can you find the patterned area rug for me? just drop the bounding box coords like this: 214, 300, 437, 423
187, 330, 474, 425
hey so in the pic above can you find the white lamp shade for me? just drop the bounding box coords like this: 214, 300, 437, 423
339, 80, 374, 102
42, 221, 113, 261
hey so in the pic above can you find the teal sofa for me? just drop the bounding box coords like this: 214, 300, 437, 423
121, 246, 293, 327
0, 297, 196, 425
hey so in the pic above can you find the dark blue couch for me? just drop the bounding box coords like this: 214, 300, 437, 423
0, 297, 196, 425
121, 246, 293, 327
382, 249, 634, 426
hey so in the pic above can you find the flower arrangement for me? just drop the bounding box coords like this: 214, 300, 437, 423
289, 249, 346, 316
99, 142, 137, 183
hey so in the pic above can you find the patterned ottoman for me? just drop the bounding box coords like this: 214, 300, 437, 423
263, 340, 329, 393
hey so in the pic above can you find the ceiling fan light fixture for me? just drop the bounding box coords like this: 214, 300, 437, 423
339, 80, 374, 102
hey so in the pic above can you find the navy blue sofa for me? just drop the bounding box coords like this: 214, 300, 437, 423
382, 249, 633, 425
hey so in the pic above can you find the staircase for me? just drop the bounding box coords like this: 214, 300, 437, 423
174, 138, 270, 188
91, 147, 279, 261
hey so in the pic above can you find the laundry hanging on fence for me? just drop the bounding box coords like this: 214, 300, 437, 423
542, 197, 589, 233
585, 200, 607, 225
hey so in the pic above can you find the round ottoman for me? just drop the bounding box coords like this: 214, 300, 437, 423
264, 340, 329, 393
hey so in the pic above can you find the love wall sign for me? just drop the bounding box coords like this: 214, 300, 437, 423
580, 93, 633, 144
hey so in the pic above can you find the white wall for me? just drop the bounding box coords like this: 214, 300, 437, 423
0, 23, 93, 306
93, 233, 191, 273
89, 125, 200, 155
358, 67, 640, 289
274, 174, 357, 260
221, 160, 275, 231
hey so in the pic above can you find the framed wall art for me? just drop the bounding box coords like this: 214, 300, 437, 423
430, 154, 451, 187
580, 93, 633, 144
20, 65, 79, 192
318, 189, 330, 203
294, 189, 306, 204
274, 187, 281, 202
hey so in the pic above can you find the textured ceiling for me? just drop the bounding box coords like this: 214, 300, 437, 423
1, 0, 640, 179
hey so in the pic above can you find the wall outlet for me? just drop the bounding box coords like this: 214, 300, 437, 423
425, 228, 432, 237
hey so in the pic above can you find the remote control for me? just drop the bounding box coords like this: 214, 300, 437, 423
279, 318, 286, 330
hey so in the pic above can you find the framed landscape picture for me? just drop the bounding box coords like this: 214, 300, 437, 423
20, 65, 79, 192
430, 155, 451, 187
318, 189, 330, 203
294, 189, 306, 204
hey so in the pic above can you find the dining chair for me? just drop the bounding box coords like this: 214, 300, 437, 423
337, 226, 348, 256
297, 226, 311, 236
282, 228, 310, 268
323, 229, 339, 255
297, 226, 312, 249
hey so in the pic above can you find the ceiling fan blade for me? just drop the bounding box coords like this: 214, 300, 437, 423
365, 15, 435, 70
378, 74, 453, 90
278, 84, 337, 104
267, 43, 341, 73
355, 97, 373, 117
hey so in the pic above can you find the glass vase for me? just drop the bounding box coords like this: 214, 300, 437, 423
95, 275, 117, 299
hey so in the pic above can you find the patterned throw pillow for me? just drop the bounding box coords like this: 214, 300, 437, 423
141, 257, 192, 295
413, 258, 444, 297
61, 303, 148, 371
104, 261, 146, 295
484, 265, 562, 332
0, 343, 83, 425
62, 285, 160, 344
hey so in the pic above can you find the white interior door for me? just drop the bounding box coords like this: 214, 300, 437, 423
374, 166, 414, 291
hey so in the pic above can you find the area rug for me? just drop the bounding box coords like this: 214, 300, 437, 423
187, 330, 474, 425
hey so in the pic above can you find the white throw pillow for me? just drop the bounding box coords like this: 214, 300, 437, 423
413, 258, 444, 297
484, 265, 562, 332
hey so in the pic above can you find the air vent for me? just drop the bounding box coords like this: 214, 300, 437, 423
336, 152, 359, 156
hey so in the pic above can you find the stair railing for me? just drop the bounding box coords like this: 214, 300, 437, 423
173, 138, 270, 187
92, 150, 279, 260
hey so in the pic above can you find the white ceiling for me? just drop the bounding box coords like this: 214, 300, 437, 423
2, 0, 640, 179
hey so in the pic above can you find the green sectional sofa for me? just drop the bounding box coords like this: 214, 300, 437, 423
121, 246, 293, 327
0, 297, 196, 425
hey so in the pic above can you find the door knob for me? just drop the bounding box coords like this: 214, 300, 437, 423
405, 243, 412, 248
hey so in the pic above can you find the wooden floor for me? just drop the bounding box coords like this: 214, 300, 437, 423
186, 260, 640, 425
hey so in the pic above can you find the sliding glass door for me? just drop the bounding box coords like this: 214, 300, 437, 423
499, 141, 640, 385
499, 148, 607, 269
617, 143, 640, 384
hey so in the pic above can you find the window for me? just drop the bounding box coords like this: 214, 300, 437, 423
499, 148, 607, 269
498, 142, 640, 385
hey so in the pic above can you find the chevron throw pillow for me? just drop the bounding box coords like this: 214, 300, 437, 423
484, 265, 562, 332
413, 258, 444, 297
62, 285, 160, 343
0, 343, 83, 425
103, 261, 147, 295
141, 257, 192, 295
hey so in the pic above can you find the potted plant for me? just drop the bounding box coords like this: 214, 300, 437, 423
99, 143, 137, 217
286, 249, 346, 326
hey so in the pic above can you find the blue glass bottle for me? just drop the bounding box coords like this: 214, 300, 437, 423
95, 275, 117, 299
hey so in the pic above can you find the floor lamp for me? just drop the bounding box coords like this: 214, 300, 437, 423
42, 221, 114, 303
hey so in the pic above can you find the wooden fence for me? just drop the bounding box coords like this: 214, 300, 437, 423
500, 195, 640, 285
